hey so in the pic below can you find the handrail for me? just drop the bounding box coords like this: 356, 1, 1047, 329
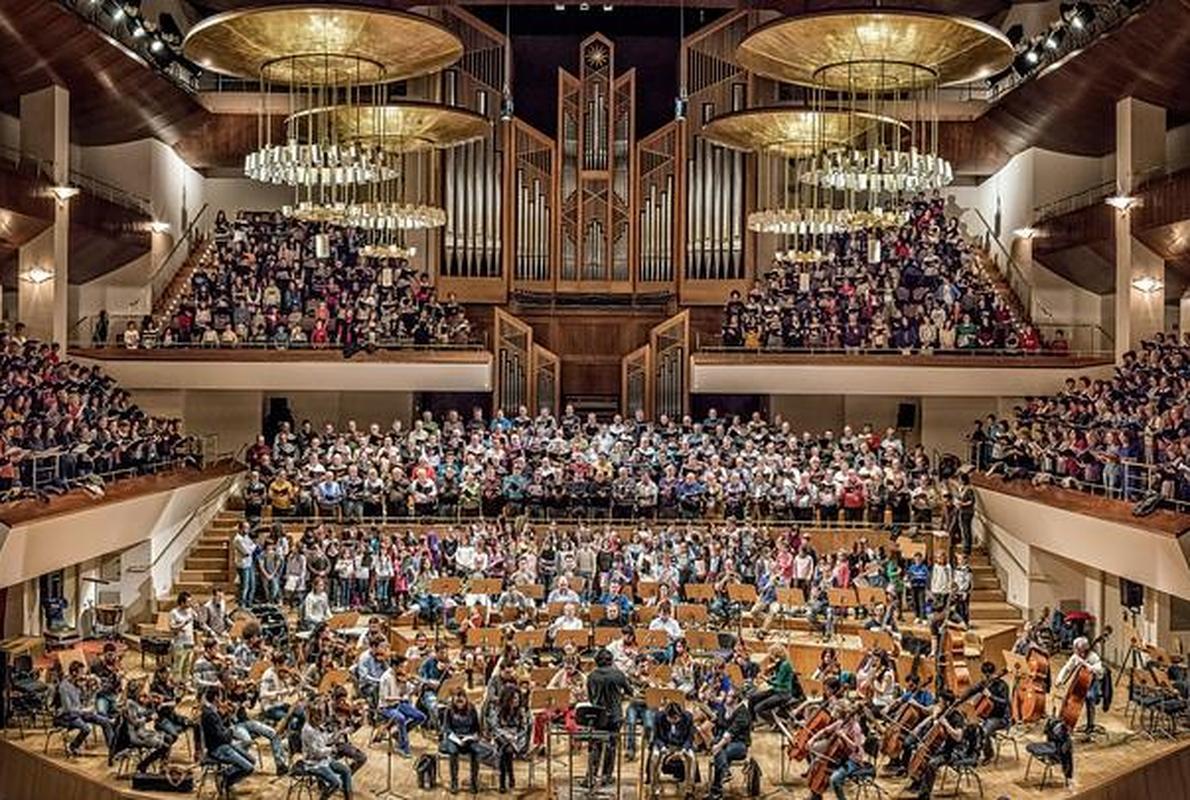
1033, 164, 1170, 224
151, 203, 211, 305
969, 206, 1042, 320
67, 168, 151, 216
124, 463, 244, 576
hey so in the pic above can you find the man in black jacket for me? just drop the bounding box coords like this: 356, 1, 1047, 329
709, 692, 752, 800
649, 702, 695, 793
961, 661, 1011, 763
586, 648, 632, 787
200, 687, 254, 791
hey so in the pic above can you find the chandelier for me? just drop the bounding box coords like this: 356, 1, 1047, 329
183, 5, 464, 209
737, 11, 1013, 210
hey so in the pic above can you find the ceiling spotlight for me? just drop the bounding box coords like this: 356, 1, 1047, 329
112, 7, 124, 21
602, 3, 614, 9
579, 2, 590, 10
674, 95, 688, 122
554, 3, 564, 9
1131, 275, 1163, 294
49, 185, 79, 202
1043, 25, 1065, 50
21, 266, 53, 285
150, 38, 164, 53
131, 22, 146, 38
1024, 45, 1040, 64
499, 92, 514, 122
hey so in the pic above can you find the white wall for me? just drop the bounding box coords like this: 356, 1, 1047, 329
0, 111, 19, 151
203, 178, 293, 216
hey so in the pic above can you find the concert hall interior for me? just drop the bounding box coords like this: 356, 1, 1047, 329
3, 1, 1190, 799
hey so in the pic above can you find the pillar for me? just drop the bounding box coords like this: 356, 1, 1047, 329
1114, 98, 1166, 357
18, 85, 70, 346
1179, 291, 1190, 340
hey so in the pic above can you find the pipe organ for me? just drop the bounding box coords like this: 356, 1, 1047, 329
635, 124, 679, 286
510, 120, 556, 287
437, 9, 507, 301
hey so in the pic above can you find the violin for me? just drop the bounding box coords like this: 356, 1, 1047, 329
1058, 626, 1112, 729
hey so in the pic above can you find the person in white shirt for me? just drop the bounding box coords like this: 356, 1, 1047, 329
1055, 636, 1107, 732
302, 703, 354, 799
377, 658, 427, 757
648, 601, 684, 646
548, 603, 585, 640
258, 652, 293, 722
233, 525, 258, 608
928, 552, 952, 615
303, 577, 332, 630
169, 592, 196, 682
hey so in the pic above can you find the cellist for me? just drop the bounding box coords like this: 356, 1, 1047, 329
805, 699, 869, 800
1055, 635, 1106, 733
903, 689, 967, 799
960, 660, 1011, 763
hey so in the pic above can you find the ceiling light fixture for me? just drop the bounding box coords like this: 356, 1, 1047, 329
1013, 226, 1038, 239
49, 185, 79, 202
147, 220, 171, 234
1131, 275, 1163, 294
1105, 194, 1141, 212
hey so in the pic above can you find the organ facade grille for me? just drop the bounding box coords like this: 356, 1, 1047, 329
509, 119, 556, 289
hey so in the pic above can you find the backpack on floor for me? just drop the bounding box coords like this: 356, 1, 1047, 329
744, 757, 762, 797
415, 754, 438, 789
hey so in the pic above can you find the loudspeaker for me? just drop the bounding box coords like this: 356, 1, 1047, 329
1120, 578, 1144, 610
896, 403, 917, 430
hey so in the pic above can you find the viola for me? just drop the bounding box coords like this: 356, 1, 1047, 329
787, 704, 832, 761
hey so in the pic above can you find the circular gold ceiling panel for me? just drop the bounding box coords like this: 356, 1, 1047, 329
702, 107, 907, 157
183, 4, 463, 84
287, 103, 490, 153
736, 10, 1014, 90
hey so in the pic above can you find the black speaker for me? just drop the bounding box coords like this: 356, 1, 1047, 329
896, 403, 917, 430
1120, 578, 1144, 610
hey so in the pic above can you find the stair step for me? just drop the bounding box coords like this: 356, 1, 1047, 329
174, 580, 235, 596
180, 569, 230, 583
968, 601, 1024, 620
185, 557, 229, 571
970, 588, 1006, 602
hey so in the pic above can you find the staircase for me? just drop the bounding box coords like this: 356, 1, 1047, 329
166, 508, 240, 602
967, 548, 1024, 625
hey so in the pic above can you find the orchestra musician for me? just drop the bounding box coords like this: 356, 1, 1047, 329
327, 685, 369, 774
962, 660, 1011, 762
193, 638, 229, 693
709, 690, 752, 800
416, 643, 452, 720
198, 587, 232, 640
90, 641, 124, 718
355, 639, 389, 708
148, 664, 191, 741
56, 660, 115, 757
301, 702, 354, 800
377, 655, 427, 758
649, 701, 696, 795
806, 699, 869, 800
903, 689, 976, 799
487, 684, 530, 794
1055, 635, 1106, 733
121, 678, 175, 774
201, 686, 255, 791
222, 673, 290, 776
750, 643, 803, 725
259, 650, 296, 722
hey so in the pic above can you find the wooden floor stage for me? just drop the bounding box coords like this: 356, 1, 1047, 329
2, 701, 1187, 800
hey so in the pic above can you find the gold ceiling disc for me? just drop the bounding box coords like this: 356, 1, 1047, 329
183, 4, 463, 84
702, 107, 907, 157
736, 10, 1014, 90
287, 103, 491, 153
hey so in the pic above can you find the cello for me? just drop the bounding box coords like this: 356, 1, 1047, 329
1058, 626, 1112, 730
787, 703, 833, 761
879, 699, 928, 760
907, 700, 962, 783
806, 730, 850, 796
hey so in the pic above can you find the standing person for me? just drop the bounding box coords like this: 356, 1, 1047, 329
928, 552, 952, 620
906, 552, 930, 624
169, 592, 196, 682
1055, 636, 1106, 733
950, 553, 972, 628
709, 691, 752, 800
585, 648, 632, 788
953, 473, 975, 554
440, 688, 484, 794
233, 523, 258, 608
259, 540, 283, 605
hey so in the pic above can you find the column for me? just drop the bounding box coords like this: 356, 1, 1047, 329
1113, 97, 1166, 357
18, 85, 70, 346
1179, 291, 1190, 339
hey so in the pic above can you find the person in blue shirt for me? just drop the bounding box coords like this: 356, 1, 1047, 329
905, 551, 931, 624
315, 476, 344, 520
676, 473, 706, 519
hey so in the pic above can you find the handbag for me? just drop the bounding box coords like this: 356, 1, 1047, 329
132, 766, 195, 793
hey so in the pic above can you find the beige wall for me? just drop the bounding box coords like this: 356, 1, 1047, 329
17, 226, 56, 339
203, 178, 293, 216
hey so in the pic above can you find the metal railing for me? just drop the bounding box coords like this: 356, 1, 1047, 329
970, 206, 1038, 318
0, 143, 150, 216
74, 332, 488, 352
1033, 178, 1118, 224
974, 455, 1190, 515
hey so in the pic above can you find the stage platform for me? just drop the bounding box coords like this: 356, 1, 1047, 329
2, 702, 1187, 800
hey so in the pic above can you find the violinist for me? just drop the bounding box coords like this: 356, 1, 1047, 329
222, 673, 290, 776
750, 643, 802, 725
327, 685, 369, 775
201, 686, 255, 791
259, 651, 295, 722
193, 638, 229, 693
416, 643, 452, 720
90, 641, 124, 718
961, 660, 1010, 762
122, 679, 175, 774
378, 655, 427, 758
1055, 635, 1106, 733
709, 690, 752, 800
856, 649, 897, 710
149, 664, 190, 741
56, 660, 115, 757
301, 702, 354, 800
806, 699, 869, 800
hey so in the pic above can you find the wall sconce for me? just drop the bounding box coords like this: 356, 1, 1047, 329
1012, 226, 1038, 239
1105, 194, 1141, 212
146, 220, 171, 234
1131, 275, 1163, 294
21, 266, 54, 285
49, 185, 79, 203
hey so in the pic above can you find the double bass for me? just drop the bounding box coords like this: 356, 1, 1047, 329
1011, 645, 1050, 724
1058, 626, 1112, 730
